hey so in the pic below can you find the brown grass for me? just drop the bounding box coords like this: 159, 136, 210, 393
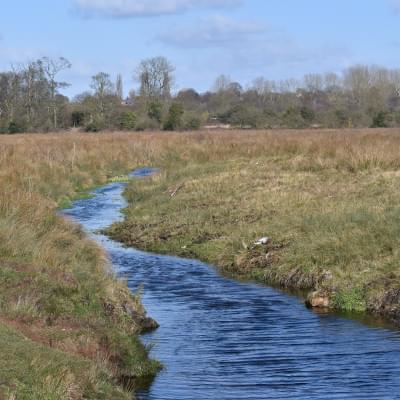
2, 128, 400, 396
0, 132, 166, 399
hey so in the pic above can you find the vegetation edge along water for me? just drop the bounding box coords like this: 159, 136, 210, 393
105, 128, 400, 327
3, 129, 400, 398
0, 133, 165, 399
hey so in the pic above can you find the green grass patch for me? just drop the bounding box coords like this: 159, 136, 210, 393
109, 175, 130, 183
332, 289, 367, 312
106, 135, 400, 322
3, 129, 400, 394
0, 322, 131, 400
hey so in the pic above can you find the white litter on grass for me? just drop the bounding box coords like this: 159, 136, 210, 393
254, 237, 270, 246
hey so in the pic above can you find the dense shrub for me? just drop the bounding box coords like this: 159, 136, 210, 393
147, 101, 163, 123
135, 116, 161, 131
163, 103, 184, 131
85, 118, 105, 132
184, 114, 202, 130
282, 108, 307, 129
119, 111, 137, 130
300, 107, 315, 123
8, 121, 25, 134
371, 111, 389, 128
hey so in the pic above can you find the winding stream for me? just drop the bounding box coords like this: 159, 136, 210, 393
63, 168, 400, 400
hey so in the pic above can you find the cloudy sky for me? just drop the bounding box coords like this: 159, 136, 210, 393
1, 0, 400, 97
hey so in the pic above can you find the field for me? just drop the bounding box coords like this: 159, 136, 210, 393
0, 133, 163, 399
2, 128, 400, 397
106, 128, 400, 322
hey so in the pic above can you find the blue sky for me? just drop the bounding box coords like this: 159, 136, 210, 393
1, 0, 400, 97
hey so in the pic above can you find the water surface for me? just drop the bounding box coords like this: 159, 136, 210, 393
63, 168, 400, 400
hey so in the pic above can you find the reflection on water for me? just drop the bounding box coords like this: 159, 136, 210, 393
63, 168, 400, 400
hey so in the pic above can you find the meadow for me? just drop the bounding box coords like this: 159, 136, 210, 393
0, 133, 163, 399
106, 128, 400, 322
2, 128, 400, 398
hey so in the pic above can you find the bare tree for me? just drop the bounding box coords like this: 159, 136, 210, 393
116, 74, 123, 101
252, 77, 277, 107
343, 65, 372, 106
40, 57, 71, 129
303, 73, 324, 93
88, 72, 121, 128
0, 71, 21, 126
90, 72, 115, 115
21, 62, 42, 127
212, 75, 232, 93
136, 56, 174, 99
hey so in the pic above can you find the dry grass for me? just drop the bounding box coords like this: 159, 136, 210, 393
0, 132, 166, 399
103, 128, 400, 322
2, 128, 400, 396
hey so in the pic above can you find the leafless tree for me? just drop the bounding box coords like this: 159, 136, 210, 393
116, 74, 123, 101
212, 75, 232, 93
40, 57, 71, 129
90, 72, 115, 116
136, 57, 174, 99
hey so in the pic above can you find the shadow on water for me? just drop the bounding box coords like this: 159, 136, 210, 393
214, 268, 400, 333
63, 168, 400, 400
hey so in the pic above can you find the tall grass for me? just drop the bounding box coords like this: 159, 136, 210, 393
0, 132, 166, 399
2, 128, 400, 396
101, 128, 400, 324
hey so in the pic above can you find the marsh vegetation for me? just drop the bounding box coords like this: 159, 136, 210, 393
0, 133, 163, 399
2, 128, 400, 397
106, 128, 400, 322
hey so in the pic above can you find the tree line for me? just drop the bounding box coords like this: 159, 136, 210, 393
1, 56, 400, 133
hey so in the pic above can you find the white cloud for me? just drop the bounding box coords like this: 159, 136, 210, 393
158, 15, 267, 48
157, 17, 351, 91
73, 0, 242, 18
156, 14, 350, 84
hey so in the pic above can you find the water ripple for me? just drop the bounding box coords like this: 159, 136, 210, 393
63, 169, 400, 400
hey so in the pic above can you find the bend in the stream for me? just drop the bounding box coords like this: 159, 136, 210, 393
63, 168, 400, 400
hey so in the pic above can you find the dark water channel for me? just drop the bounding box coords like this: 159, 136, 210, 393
63, 168, 400, 400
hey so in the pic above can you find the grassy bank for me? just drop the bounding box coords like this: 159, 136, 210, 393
4, 129, 400, 397
106, 128, 400, 324
0, 133, 165, 399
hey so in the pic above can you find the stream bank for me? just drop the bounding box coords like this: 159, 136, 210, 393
66, 168, 400, 400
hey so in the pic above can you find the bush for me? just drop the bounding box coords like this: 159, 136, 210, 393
135, 116, 160, 131
281, 108, 307, 129
118, 111, 137, 130
8, 121, 24, 134
300, 107, 315, 123
334, 109, 349, 128
85, 119, 104, 132
219, 105, 261, 128
371, 111, 389, 128
147, 101, 163, 123
163, 103, 184, 131
184, 115, 202, 130
261, 110, 279, 128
